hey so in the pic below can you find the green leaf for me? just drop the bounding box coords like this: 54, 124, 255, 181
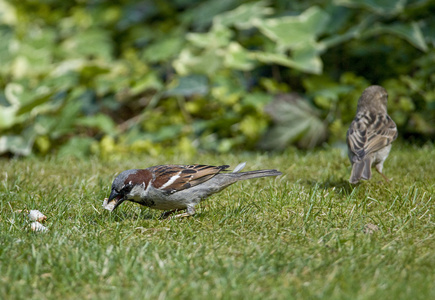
186, 26, 233, 49
365, 22, 429, 52
92, 62, 131, 95
409, 113, 435, 135
42, 72, 80, 91
0, 27, 14, 74
253, 49, 323, 74
165, 75, 209, 97
130, 73, 163, 95
50, 99, 83, 139
259, 93, 327, 150
334, 0, 406, 15
142, 36, 184, 63
213, 1, 273, 30
150, 124, 184, 142
33, 115, 58, 135
181, 0, 236, 30
173, 48, 223, 75
0, 131, 35, 156
303, 76, 353, 107
50, 59, 87, 76
242, 92, 273, 111
61, 29, 113, 61
12, 28, 57, 78
319, 15, 376, 50
0, 106, 18, 129
75, 114, 117, 135
4, 83, 23, 106
240, 115, 267, 139
254, 6, 330, 50
57, 137, 94, 158
80, 64, 110, 80
223, 42, 256, 71
292, 46, 324, 74
0, 0, 17, 25
1, 82, 55, 129
16, 92, 52, 115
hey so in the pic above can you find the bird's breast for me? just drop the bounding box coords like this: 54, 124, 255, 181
135, 186, 191, 210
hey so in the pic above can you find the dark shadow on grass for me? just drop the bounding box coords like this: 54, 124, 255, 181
114, 211, 154, 221
306, 178, 357, 195
97, 209, 156, 222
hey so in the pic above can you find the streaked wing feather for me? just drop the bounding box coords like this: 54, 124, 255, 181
347, 115, 368, 161
152, 164, 230, 193
364, 115, 397, 156
347, 113, 397, 161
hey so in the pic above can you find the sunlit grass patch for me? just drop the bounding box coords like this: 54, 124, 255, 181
1, 144, 434, 299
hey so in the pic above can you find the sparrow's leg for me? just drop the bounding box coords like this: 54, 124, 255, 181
375, 163, 390, 182
159, 208, 186, 219
169, 205, 196, 219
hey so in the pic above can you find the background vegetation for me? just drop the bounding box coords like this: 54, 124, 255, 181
0, 0, 434, 157
1, 2, 434, 298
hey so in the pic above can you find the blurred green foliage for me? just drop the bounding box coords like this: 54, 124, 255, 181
0, 0, 433, 157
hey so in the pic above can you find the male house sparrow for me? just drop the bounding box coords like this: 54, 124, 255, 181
347, 85, 398, 184
103, 162, 282, 218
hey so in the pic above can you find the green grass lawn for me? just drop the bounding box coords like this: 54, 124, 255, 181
1, 144, 434, 299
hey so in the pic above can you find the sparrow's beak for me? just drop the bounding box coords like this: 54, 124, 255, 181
103, 189, 125, 211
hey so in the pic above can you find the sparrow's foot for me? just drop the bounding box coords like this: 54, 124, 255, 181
376, 170, 390, 182
167, 205, 196, 220
375, 164, 390, 182
159, 209, 186, 219
380, 173, 390, 182
169, 212, 194, 219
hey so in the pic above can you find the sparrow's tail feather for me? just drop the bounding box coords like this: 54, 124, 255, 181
232, 162, 247, 173
349, 162, 364, 184
349, 157, 372, 184
362, 158, 372, 180
230, 169, 282, 181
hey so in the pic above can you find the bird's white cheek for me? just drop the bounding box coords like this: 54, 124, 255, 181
127, 185, 148, 201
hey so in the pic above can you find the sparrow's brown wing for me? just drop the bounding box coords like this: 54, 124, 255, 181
347, 112, 371, 161
151, 164, 230, 193
347, 112, 397, 162
364, 114, 397, 156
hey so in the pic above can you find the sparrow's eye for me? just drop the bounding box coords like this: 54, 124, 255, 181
114, 184, 127, 194
120, 183, 133, 193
